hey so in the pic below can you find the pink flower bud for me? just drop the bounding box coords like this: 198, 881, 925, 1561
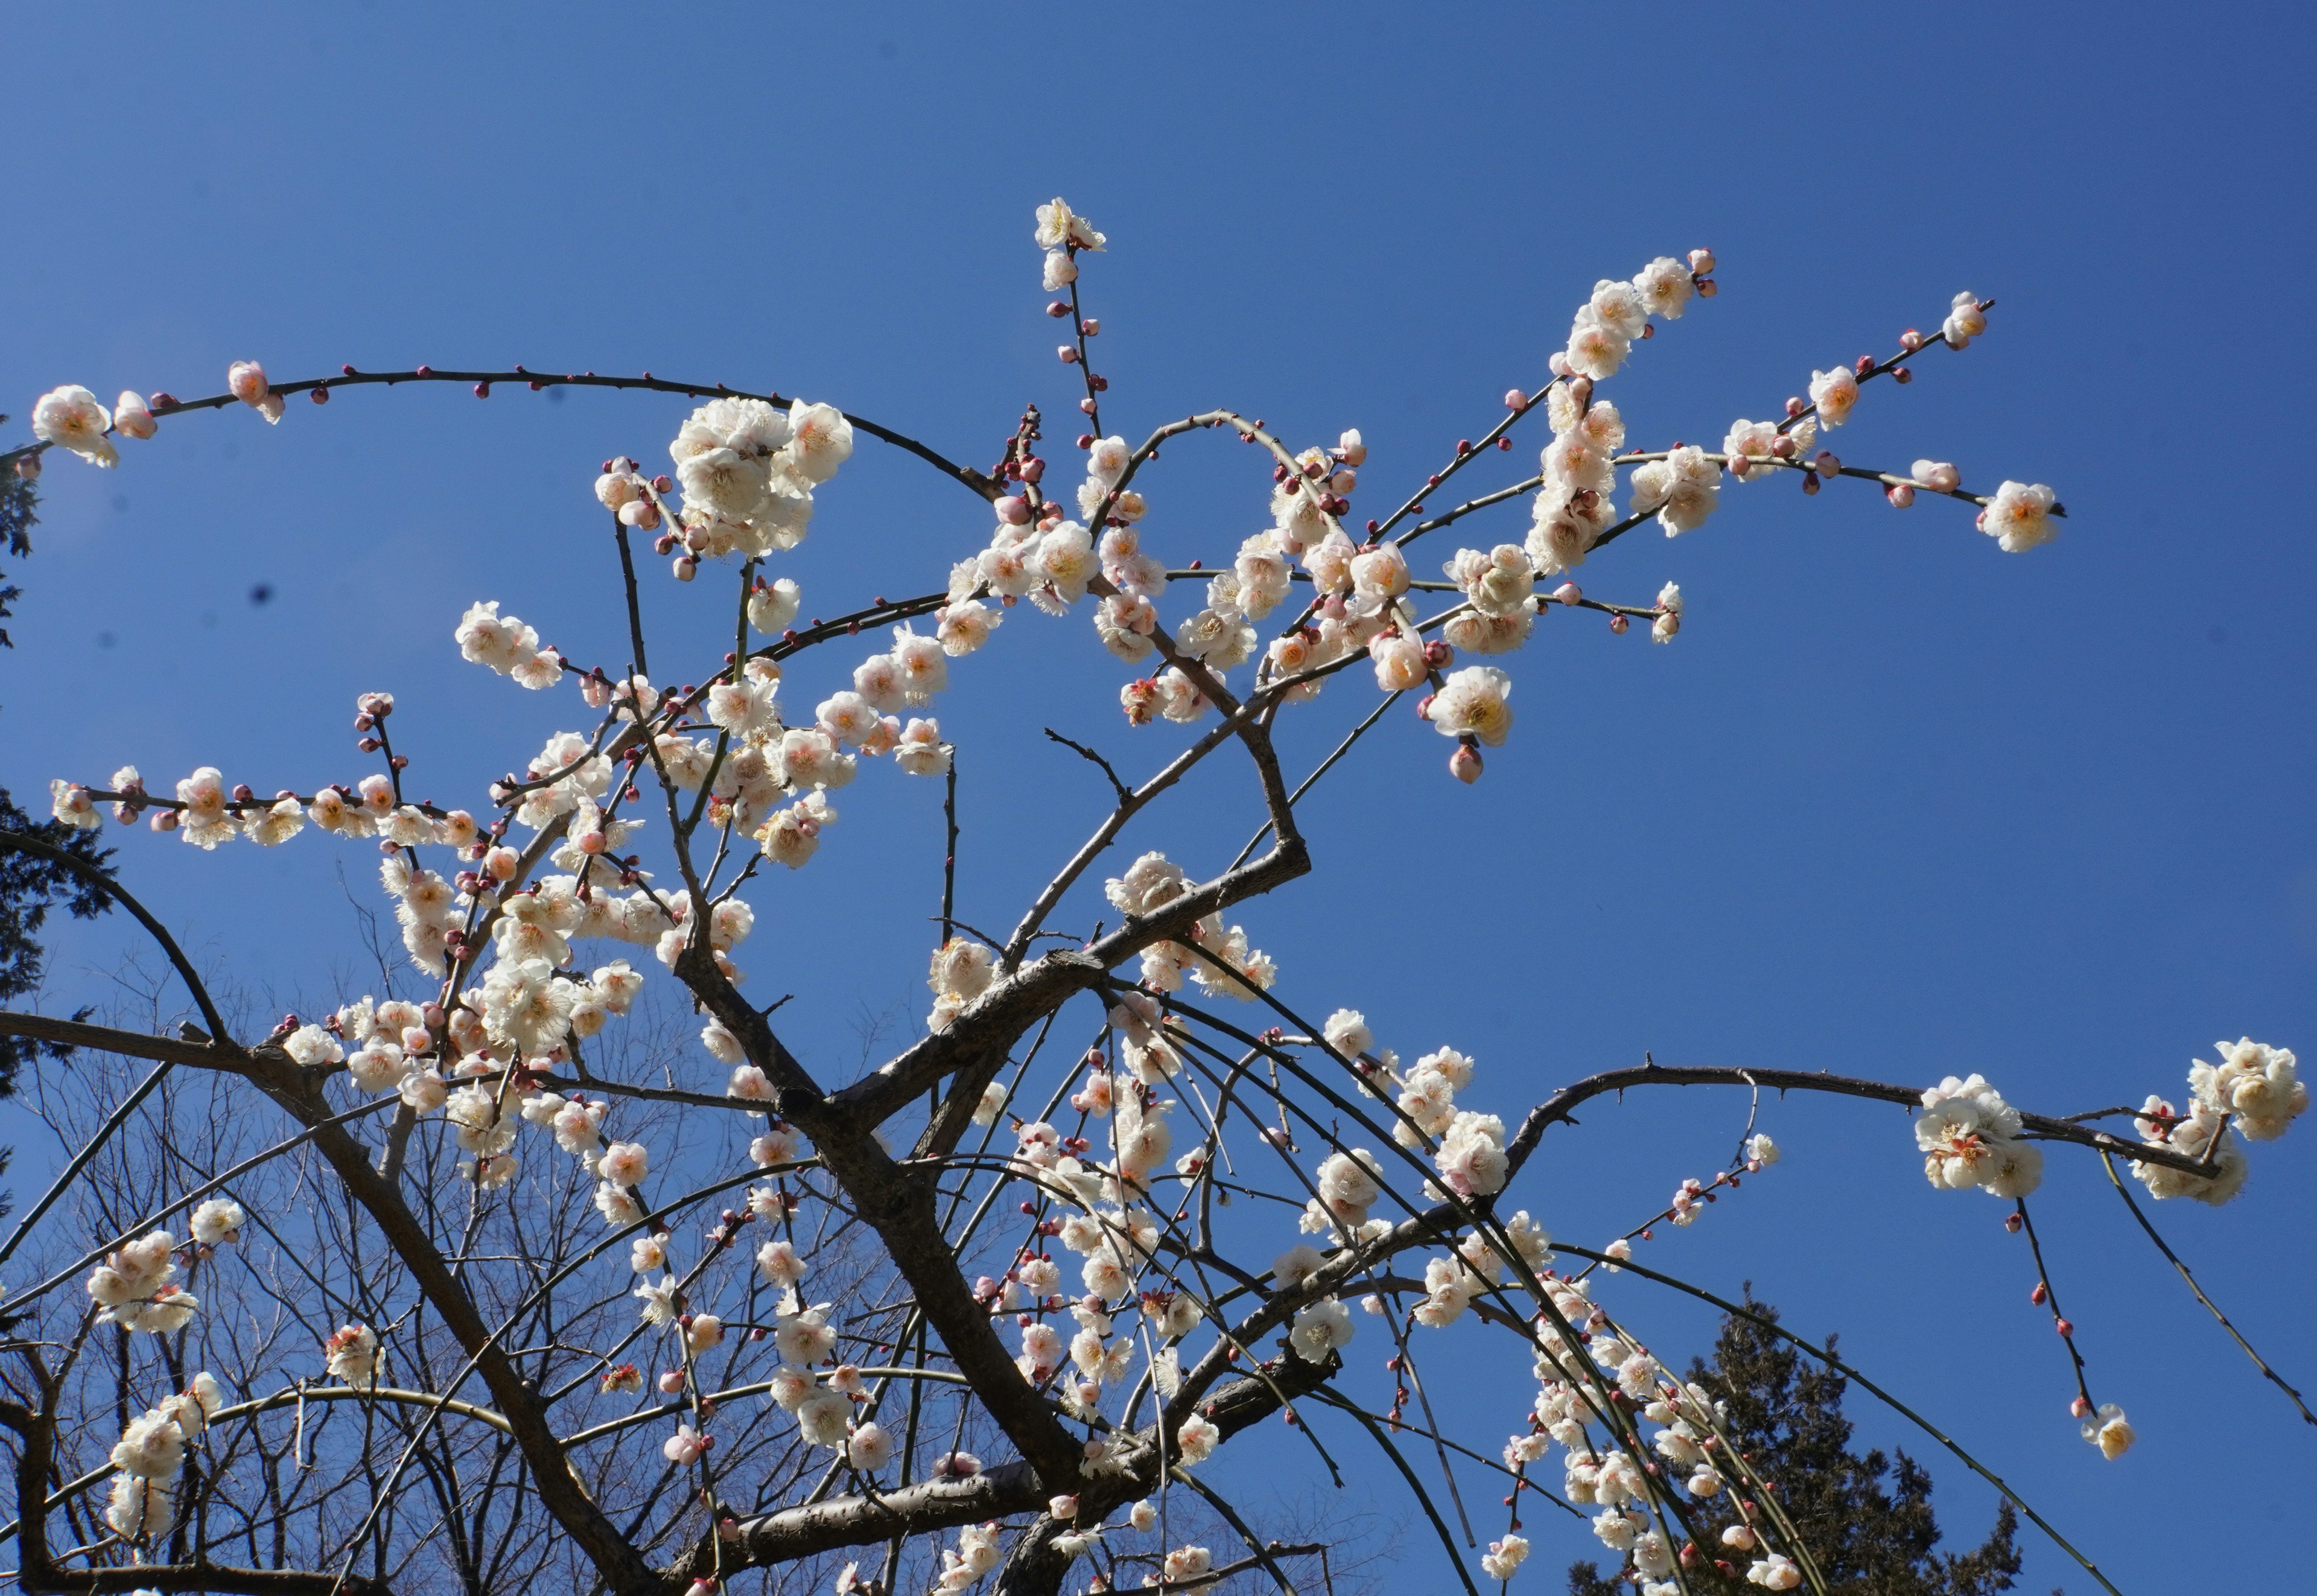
1546, 351, 1572, 378
659, 1370, 687, 1394
1553, 582, 1582, 606
2030, 1282, 2048, 1305
1077, 398, 1096, 415
673, 556, 698, 582
1697, 279, 1718, 297
2055, 1318, 2073, 1337
1688, 249, 1715, 273
1899, 328, 1925, 351
1046, 300, 1070, 318
12, 454, 39, 482
1609, 614, 1630, 634
996, 495, 1031, 525
1886, 483, 1915, 508
1449, 743, 1484, 784
1504, 387, 1529, 410
1813, 451, 1841, 477
1081, 318, 1100, 335
1784, 397, 1805, 418
1057, 345, 1078, 364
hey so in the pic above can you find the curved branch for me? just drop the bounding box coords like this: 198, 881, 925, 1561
0, 831, 229, 1044
1496, 1061, 2225, 1184
8, 366, 996, 502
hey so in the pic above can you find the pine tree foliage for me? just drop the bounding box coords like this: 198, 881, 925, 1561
1568, 1295, 2021, 1595
0, 465, 116, 1096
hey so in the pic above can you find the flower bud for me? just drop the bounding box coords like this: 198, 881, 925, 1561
1689, 249, 1715, 273
673, 556, 698, 582
115, 392, 158, 439
1057, 345, 1078, 364
1504, 387, 1529, 411
659, 1370, 686, 1394
1449, 743, 1484, 784
995, 495, 1031, 525
1553, 582, 1581, 606
1609, 614, 1630, 634
1886, 483, 1915, 508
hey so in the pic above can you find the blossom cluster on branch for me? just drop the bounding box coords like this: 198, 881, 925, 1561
0, 196, 2298, 1596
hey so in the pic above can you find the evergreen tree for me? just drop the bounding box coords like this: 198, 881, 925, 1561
1568, 1294, 2021, 1595
0, 458, 117, 1204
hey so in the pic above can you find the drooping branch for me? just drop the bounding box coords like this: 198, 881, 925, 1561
3, 366, 999, 503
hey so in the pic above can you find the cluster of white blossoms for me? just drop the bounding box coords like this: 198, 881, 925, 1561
2131, 1038, 2303, 1204
323, 1322, 384, 1388
456, 601, 562, 688
1101, 851, 1275, 1002
1486, 1319, 1770, 1590
84, 1225, 224, 1334
1914, 1073, 2044, 1198
1721, 413, 1820, 487
1528, 383, 1632, 574
1034, 196, 1105, 290
933, 1522, 1004, 1591
641, 396, 852, 565
30, 384, 138, 467
1317, 1011, 1510, 1204
104, 1371, 224, 1543
1746, 1551, 1804, 1589
1482, 1533, 1530, 1581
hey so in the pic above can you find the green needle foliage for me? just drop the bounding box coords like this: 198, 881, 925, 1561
0, 462, 117, 1101
1568, 1293, 2021, 1595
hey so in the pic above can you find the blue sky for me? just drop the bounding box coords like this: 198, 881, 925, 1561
4, 5, 2313, 1589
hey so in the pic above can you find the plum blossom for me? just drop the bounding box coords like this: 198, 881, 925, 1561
1979, 480, 2058, 553
1428, 666, 1513, 747
30, 385, 116, 467
1915, 1074, 2042, 1198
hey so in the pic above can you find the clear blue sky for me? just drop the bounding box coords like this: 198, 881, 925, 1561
5, 7, 2312, 1590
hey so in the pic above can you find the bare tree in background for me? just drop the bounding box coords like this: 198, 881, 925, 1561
2, 200, 2306, 1596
